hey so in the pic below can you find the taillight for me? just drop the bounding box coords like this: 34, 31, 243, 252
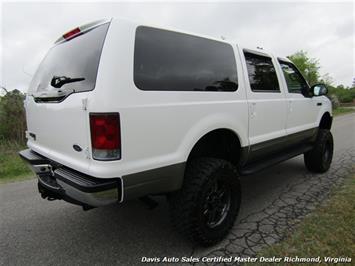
63, 27, 81, 40
90, 113, 121, 160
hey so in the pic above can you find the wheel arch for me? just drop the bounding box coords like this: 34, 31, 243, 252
319, 112, 332, 130
186, 128, 244, 166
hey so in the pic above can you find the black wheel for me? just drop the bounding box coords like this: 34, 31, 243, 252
304, 129, 334, 173
169, 158, 241, 246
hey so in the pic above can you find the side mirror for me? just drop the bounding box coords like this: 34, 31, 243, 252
311, 84, 328, 97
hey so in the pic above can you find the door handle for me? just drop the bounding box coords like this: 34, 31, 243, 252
250, 102, 256, 118
317, 102, 322, 106
288, 100, 293, 113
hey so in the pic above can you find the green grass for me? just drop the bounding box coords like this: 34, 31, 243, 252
333, 107, 355, 116
255, 174, 355, 264
0, 141, 33, 184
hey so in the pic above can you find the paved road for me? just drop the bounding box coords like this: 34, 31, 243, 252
1, 114, 354, 266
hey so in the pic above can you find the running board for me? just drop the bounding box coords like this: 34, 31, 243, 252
240, 144, 313, 176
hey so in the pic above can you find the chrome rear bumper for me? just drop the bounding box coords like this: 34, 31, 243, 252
19, 149, 122, 209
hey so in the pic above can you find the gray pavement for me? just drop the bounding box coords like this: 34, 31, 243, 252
1, 113, 354, 266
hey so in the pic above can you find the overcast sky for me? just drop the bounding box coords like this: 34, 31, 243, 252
1, 1, 354, 92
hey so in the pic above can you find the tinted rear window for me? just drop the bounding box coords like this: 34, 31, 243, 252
134, 26, 238, 92
244, 52, 280, 92
29, 23, 109, 93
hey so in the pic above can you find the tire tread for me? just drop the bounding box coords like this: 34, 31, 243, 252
169, 158, 240, 246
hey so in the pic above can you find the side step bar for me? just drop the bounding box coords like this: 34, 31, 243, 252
240, 144, 313, 175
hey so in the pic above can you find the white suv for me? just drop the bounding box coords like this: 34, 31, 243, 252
20, 18, 333, 245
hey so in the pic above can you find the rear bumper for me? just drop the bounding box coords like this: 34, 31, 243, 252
19, 149, 122, 208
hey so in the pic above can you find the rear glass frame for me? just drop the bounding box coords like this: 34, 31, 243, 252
28, 22, 110, 95
133, 26, 238, 92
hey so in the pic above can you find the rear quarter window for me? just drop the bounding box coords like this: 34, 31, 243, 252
134, 26, 238, 92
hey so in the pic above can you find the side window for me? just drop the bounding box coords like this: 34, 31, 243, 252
278, 61, 309, 94
134, 26, 238, 92
244, 52, 280, 92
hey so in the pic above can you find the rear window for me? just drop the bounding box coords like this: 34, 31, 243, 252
244, 52, 280, 93
134, 26, 238, 92
28, 23, 109, 94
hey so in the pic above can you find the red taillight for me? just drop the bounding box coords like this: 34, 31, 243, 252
63, 27, 81, 40
90, 113, 121, 160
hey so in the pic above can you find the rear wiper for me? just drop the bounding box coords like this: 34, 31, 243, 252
51, 75, 85, 88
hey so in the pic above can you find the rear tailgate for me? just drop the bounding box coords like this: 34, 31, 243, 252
25, 20, 110, 174
25, 93, 91, 172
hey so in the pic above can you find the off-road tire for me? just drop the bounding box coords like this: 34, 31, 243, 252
169, 158, 241, 246
304, 129, 333, 173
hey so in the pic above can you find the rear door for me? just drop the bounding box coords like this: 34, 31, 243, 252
25, 21, 110, 173
241, 49, 288, 161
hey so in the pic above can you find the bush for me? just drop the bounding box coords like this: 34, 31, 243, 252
328, 86, 355, 104
329, 94, 340, 109
338, 94, 353, 103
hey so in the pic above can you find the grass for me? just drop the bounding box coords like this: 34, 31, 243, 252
0, 141, 33, 184
333, 107, 355, 116
255, 174, 355, 263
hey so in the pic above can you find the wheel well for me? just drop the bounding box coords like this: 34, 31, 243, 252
188, 129, 241, 166
319, 112, 332, 130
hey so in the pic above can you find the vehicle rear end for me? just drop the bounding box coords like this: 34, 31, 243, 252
20, 19, 123, 209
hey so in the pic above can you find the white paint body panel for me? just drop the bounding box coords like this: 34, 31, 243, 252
25, 18, 331, 179
25, 93, 91, 173
239, 50, 288, 145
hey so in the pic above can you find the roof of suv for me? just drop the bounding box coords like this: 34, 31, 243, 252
56, 17, 291, 62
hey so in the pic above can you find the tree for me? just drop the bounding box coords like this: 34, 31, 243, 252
287, 50, 320, 85
0, 89, 27, 143
320, 73, 334, 87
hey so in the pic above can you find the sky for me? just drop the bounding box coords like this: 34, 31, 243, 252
1, 1, 354, 92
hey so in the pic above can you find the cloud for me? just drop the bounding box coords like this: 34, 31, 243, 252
1, 1, 354, 92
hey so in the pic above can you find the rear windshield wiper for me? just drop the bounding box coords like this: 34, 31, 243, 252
51, 75, 85, 88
